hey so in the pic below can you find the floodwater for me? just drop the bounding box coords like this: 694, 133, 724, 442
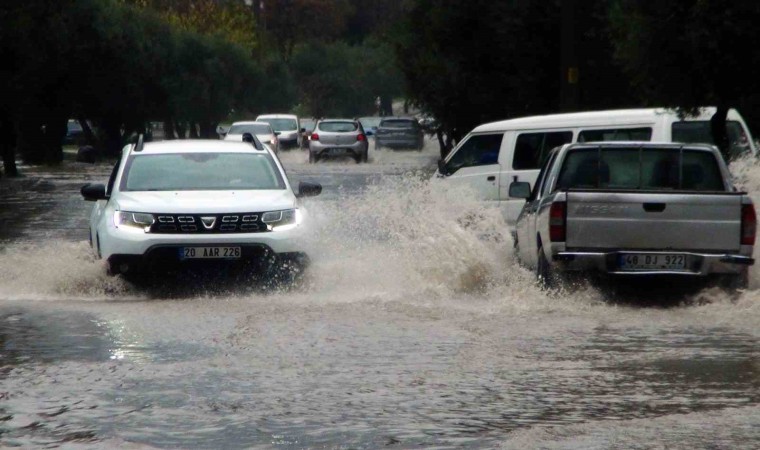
0, 140, 758, 449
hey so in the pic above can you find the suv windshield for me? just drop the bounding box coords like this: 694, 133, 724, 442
259, 118, 298, 132
121, 153, 286, 191
380, 119, 416, 129
228, 124, 271, 135
318, 121, 358, 132
556, 146, 725, 192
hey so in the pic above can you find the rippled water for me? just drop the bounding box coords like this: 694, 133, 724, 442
0, 142, 759, 448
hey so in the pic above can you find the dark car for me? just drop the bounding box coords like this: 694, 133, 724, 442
375, 117, 424, 150
64, 119, 85, 145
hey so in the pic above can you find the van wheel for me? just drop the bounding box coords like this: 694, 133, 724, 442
536, 245, 556, 290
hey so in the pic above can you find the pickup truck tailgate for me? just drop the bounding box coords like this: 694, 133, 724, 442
565, 192, 742, 252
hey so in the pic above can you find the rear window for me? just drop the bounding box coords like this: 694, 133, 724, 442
258, 118, 298, 132
228, 124, 271, 135
578, 127, 653, 143
318, 121, 358, 132
380, 119, 417, 129
672, 121, 751, 158
121, 152, 286, 191
556, 147, 725, 192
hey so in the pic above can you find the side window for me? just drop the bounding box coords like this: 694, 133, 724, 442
513, 131, 573, 170
444, 133, 503, 174
578, 127, 652, 143
532, 150, 560, 199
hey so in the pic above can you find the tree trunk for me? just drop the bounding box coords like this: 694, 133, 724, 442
163, 119, 176, 140
711, 106, 730, 161
77, 116, 100, 149
175, 121, 186, 139
18, 117, 45, 165
189, 122, 199, 139
380, 96, 393, 117
101, 118, 123, 156
42, 114, 66, 165
0, 117, 18, 177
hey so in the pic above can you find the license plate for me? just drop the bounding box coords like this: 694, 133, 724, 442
330, 148, 347, 155
618, 253, 687, 271
179, 246, 241, 259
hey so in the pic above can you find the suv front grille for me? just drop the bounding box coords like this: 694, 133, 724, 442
150, 213, 267, 234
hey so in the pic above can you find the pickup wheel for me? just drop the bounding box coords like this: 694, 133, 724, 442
536, 245, 556, 290
717, 268, 749, 291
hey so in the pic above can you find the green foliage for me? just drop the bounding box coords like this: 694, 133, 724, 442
395, 0, 563, 141
609, 0, 760, 131
290, 41, 403, 118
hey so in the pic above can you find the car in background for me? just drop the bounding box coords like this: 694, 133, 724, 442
223, 121, 279, 153
256, 114, 302, 149
64, 119, 85, 145
299, 118, 316, 148
308, 119, 368, 163
358, 116, 382, 136
375, 116, 425, 150
81, 138, 322, 282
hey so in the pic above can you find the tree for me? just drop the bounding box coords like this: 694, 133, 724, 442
609, 0, 760, 159
396, 0, 562, 157
261, 0, 353, 59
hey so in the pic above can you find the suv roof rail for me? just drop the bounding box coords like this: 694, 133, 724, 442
134, 133, 144, 152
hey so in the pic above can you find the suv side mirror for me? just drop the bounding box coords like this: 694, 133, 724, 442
508, 181, 531, 199
81, 183, 108, 201
297, 181, 322, 198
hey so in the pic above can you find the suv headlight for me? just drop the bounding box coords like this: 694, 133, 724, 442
261, 209, 299, 231
114, 211, 155, 232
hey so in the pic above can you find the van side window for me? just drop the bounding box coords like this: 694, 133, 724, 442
578, 127, 652, 143
443, 133, 503, 174
513, 131, 573, 170
672, 121, 751, 158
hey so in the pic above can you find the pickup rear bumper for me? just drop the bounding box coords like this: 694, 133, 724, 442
553, 251, 753, 276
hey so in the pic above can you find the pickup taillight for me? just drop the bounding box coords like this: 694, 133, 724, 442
741, 203, 756, 245
549, 201, 566, 242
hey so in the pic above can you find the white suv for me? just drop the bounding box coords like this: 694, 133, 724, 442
255, 114, 302, 149
81, 137, 321, 281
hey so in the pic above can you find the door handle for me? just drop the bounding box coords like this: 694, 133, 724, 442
643, 203, 666, 212
487, 176, 496, 181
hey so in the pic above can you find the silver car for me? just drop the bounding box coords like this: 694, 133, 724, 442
223, 121, 279, 153
308, 119, 369, 163
375, 117, 424, 150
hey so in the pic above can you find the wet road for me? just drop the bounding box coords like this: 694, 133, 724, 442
0, 142, 759, 448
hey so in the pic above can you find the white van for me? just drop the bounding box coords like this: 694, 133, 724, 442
435, 107, 757, 224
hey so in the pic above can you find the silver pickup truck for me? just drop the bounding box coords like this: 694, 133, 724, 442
512, 142, 756, 289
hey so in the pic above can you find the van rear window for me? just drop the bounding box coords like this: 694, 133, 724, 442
672, 121, 750, 158
556, 147, 725, 192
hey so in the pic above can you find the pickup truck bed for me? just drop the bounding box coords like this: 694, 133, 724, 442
513, 142, 755, 287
